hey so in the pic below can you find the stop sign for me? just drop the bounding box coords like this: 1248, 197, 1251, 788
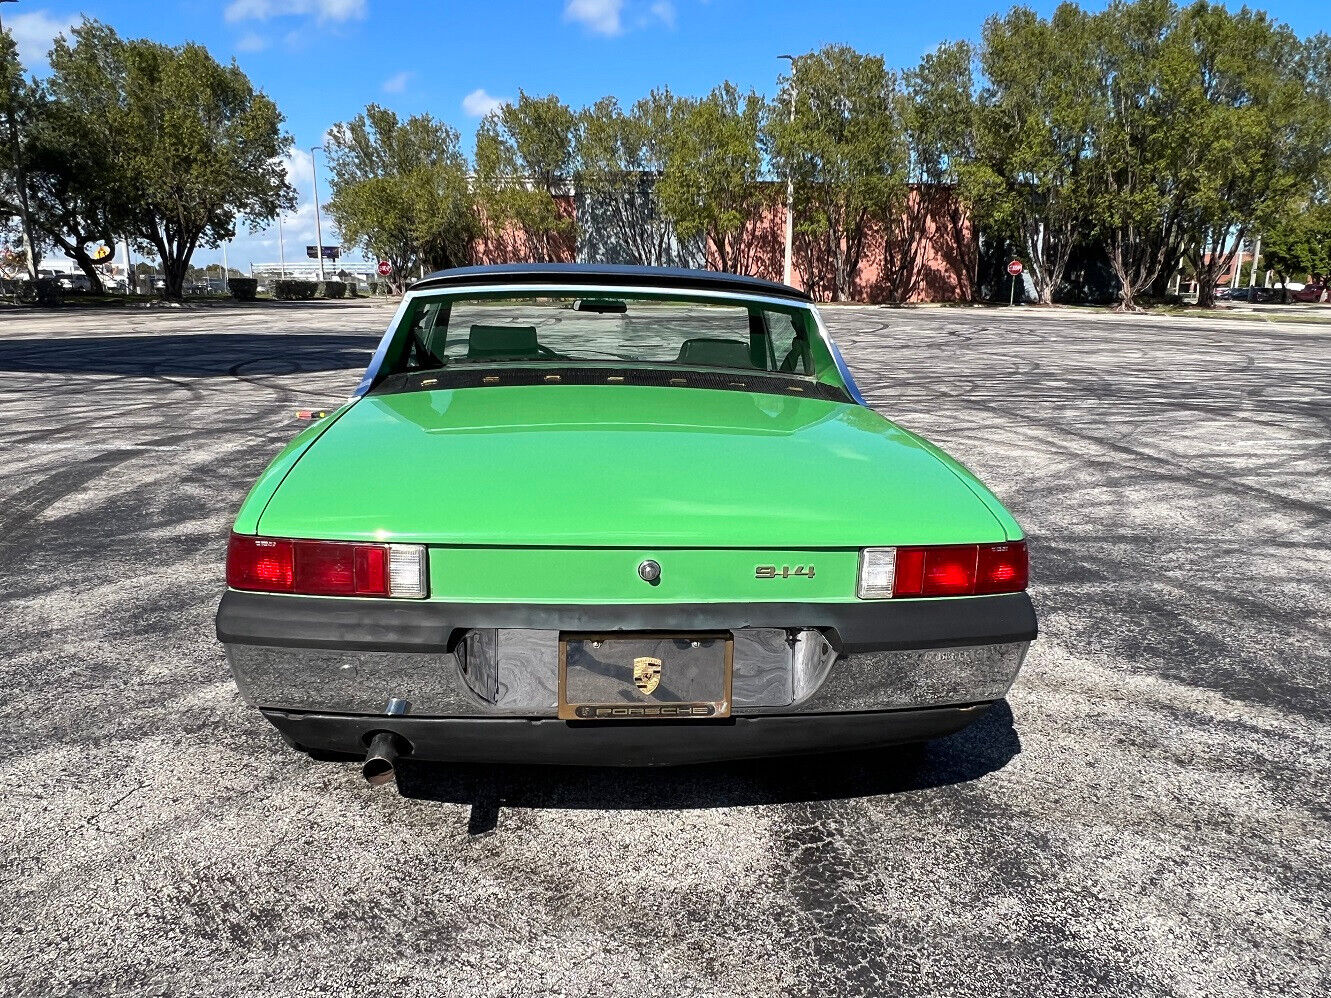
377, 260, 392, 277
1007, 259, 1024, 276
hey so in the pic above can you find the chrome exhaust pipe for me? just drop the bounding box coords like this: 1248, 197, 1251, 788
362, 731, 407, 786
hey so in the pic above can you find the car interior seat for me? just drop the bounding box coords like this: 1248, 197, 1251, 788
675, 338, 755, 370
468, 325, 541, 360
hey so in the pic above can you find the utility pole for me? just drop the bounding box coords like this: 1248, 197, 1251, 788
778, 54, 797, 288
0, 0, 39, 281
121, 235, 134, 295
310, 145, 326, 282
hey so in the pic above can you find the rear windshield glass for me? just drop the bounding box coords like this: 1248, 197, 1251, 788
393, 294, 816, 377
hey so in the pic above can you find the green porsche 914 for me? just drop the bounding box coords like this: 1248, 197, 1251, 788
216, 264, 1035, 784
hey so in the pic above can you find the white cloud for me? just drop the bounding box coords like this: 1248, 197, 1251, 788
216, 146, 344, 267
5, 11, 78, 69
224, 0, 367, 24
462, 88, 508, 117
564, 0, 622, 36
650, 0, 675, 28
279, 146, 316, 195
235, 32, 268, 53
381, 70, 412, 94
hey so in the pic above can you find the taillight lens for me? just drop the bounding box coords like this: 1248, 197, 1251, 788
976, 542, 1029, 593
226, 537, 294, 591
226, 534, 427, 598
858, 541, 1027, 599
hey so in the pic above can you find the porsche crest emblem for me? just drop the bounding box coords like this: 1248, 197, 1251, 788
633, 656, 663, 695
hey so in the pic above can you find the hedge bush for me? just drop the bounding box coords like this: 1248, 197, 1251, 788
273, 279, 317, 301
228, 277, 258, 301
322, 280, 346, 299
12, 278, 65, 305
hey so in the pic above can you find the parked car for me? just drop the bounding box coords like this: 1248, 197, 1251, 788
56, 273, 90, 291
216, 264, 1037, 784
1233, 286, 1291, 303
1291, 282, 1327, 303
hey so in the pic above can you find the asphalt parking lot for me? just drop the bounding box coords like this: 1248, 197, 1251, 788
1, 300, 1328, 997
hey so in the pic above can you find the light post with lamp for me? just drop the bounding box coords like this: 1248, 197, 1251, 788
777, 54, 798, 288
310, 144, 327, 282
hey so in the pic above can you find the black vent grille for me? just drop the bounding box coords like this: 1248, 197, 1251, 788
373, 367, 853, 403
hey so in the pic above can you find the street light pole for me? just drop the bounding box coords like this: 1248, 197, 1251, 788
0, 0, 40, 281
278, 215, 285, 277
121, 235, 134, 295
310, 145, 326, 282
778, 54, 797, 288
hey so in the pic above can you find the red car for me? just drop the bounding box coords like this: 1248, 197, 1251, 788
1291, 282, 1327, 303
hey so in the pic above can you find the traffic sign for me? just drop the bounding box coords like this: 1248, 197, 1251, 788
306, 245, 340, 260
1007, 259, 1024, 276
377, 260, 392, 277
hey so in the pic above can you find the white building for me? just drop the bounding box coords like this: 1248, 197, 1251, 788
250, 260, 378, 285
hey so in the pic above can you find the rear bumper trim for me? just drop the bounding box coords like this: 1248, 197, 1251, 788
262, 704, 993, 766
216, 590, 1037, 653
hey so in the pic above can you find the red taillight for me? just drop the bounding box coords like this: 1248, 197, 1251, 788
227, 534, 395, 597
891, 541, 1027, 598
892, 547, 926, 596
354, 545, 390, 596
296, 541, 356, 594
922, 545, 979, 596
976, 542, 1028, 594
227, 537, 294, 591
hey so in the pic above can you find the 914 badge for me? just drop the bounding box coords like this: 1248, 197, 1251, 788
755, 565, 816, 579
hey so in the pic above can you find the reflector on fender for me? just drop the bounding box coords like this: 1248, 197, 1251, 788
226, 534, 428, 598
857, 541, 1027, 599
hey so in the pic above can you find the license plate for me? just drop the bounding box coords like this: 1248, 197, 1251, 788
558, 632, 733, 720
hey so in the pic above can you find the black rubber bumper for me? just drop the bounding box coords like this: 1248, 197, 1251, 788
261, 704, 993, 766
218, 590, 1036, 654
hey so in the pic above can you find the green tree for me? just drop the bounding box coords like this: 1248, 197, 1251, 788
474, 91, 575, 261
965, 5, 1099, 304
765, 45, 908, 301
21, 85, 121, 292
1262, 205, 1331, 300
45, 22, 294, 299
325, 105, 478, 293
655, 83, 771, 275
1174, 3, 1326, 308
4, 22, 120, 291
573, 91, 687, 267
0, 24, 41, 278
888, 41, 976, 303
1082, 0, 1194, 311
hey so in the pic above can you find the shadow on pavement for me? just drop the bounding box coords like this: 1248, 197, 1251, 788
0, 332, 380, 377
394, 701, 1021, 833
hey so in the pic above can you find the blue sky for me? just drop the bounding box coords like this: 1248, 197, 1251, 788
4, 0, 1323, 270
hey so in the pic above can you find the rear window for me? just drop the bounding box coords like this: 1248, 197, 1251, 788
394, 294, 816, 377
